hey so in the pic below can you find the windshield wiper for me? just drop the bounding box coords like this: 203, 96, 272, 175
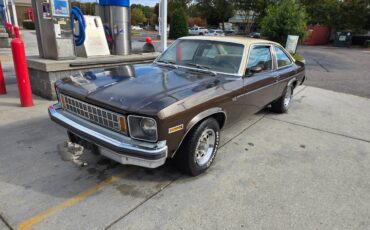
155, 60, 178, 69
185, 63, 217, 76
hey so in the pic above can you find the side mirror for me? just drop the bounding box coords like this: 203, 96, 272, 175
250, 65, 263, 73
245, 65, 263, 77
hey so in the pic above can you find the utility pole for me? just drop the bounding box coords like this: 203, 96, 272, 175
159, 0, 167, 51
10, 0, 18, 27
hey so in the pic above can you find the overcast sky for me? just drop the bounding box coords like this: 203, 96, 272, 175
79, 0, 157, 6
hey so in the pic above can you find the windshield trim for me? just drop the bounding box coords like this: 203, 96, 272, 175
154, 39, 246, 77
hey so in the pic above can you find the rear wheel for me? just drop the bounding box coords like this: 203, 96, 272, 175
271, 84, 293, 113
174, 118, 220, 176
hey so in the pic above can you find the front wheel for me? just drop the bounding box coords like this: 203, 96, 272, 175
271, 84, 293, 113
174, 118, 220, 176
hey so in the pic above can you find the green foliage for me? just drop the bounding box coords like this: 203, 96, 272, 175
169, 8, 188, 39
22, 20, 35, 30
195, 0, 234, 27
300, 0, 337, 26
300, 0, 370, 32
260, 0, 307, 44
336, 0, 370, 32
131, 8, 147, 25
71, 2, 97, 15
292, 52, 304, 61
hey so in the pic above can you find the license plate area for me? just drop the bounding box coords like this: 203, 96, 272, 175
67, 131, 100, 154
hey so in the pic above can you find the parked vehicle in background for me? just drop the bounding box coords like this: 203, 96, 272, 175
224, 29, 235, 35
132, 25, 143, 31
207, 29, 225, 36
189, 27, 209, 35
49, 36, 305, 176
248, 32, 261, 38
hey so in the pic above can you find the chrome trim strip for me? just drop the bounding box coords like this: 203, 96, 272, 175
99, 146, 167, 169
49, 105, 167, 156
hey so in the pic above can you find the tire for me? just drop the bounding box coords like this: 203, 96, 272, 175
174, 118, 220, 176
271, 84, 293, 113
199, 33, 204, 36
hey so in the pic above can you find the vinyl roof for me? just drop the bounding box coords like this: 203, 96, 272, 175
179, 36, 278, 46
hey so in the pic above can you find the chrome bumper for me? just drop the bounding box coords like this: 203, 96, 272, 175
48, 104, 167, 168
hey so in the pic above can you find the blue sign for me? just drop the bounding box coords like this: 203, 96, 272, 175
52, 0, 69, 17
99, 0, 130, 7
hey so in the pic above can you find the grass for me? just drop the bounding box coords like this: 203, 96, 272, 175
291, 52, 304, 62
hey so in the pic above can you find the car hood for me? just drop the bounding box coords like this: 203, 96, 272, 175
57, 64, 222, 116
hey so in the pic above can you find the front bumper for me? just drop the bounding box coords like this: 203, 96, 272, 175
48, 104, 167, 168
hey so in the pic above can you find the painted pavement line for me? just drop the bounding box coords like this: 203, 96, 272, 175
17, 169, 134, 230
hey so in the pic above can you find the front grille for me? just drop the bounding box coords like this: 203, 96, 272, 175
60, 94, 127, 134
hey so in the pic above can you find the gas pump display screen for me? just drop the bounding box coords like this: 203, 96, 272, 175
52, 0, 69, 17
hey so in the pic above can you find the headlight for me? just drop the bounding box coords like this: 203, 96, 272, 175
128, 115, 158, 142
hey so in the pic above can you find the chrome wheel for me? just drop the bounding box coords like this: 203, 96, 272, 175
283, 86, 292, 108
195, 128, 216, 166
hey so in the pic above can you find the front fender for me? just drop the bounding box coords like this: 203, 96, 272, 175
169, 107, 227, 158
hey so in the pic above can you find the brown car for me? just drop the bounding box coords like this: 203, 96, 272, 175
49, 36, 305, 176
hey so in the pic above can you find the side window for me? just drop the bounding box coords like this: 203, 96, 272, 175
247, 46, 273, 71
274, 46, 292, 68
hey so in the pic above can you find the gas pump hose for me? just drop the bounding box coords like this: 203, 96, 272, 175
71, 6, 86, 46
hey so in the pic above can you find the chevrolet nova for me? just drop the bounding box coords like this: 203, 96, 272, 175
49, 36, 305, 176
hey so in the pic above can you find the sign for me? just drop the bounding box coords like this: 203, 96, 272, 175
52, 0, 69, 17
285, 35, 299, 54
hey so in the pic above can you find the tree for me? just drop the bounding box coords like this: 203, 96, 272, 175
188, 17, 207, 27
196, 0, 234, 28
336, 0, 370, 32
300, 0, 338, 26
260, 0, 307, 44
233, 0, 260, 32
150, 14, 158, 26
169, 8, 188, 39
131, 8, 146, 25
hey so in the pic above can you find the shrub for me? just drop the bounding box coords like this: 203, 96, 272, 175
23, 20, 35, 30
169, 8, 188, 39
260, 0, 307, 44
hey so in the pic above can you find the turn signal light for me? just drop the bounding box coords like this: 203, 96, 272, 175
118, 116, 127, 133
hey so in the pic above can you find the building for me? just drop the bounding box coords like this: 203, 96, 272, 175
1, 0, 32, 27
228, 10, 257, 34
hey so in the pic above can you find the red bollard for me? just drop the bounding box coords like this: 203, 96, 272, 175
0, 62, 6, 94
14, 26, 20, 38
11, 38, 33, 107
6, 23, 13, 35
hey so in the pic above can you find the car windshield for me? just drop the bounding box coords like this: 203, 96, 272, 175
156, 40, 244, 74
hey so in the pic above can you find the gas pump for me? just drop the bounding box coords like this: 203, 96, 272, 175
99, 0, 131, 55
32, 0, 75, 60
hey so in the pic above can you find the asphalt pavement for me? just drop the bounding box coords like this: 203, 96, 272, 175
298, 45, 370, 98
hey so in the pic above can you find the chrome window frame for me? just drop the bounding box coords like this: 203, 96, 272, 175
272, 45, 295, 70
245, 43, 275, 73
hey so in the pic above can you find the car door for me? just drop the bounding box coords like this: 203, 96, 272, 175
239, 44, 279, 115
273, 45, 296, 96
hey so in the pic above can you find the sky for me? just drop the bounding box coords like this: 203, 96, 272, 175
79, 0, 157, 6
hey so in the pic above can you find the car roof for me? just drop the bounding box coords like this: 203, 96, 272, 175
179, 36, 278, 46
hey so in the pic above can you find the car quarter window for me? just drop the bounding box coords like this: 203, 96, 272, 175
274, 46, 292, 68
247, 46, 273, 71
